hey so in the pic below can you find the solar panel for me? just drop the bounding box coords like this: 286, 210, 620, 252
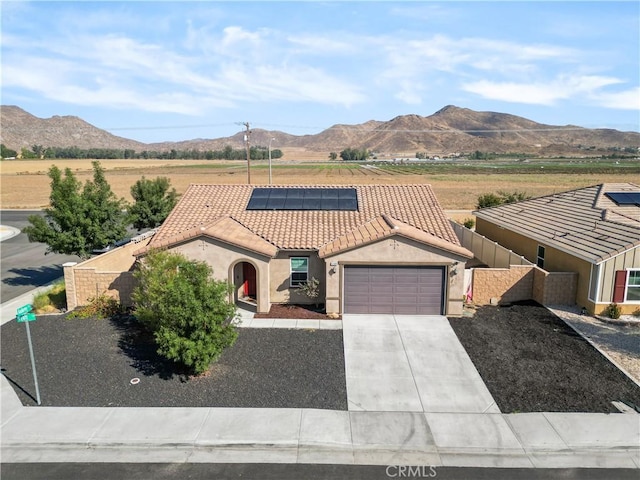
605, 192, 640, 206
246, 188, 358, 211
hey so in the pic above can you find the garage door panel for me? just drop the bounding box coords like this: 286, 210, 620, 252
344, 266, 444, 315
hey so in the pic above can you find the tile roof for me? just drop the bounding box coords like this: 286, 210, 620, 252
145, 184, 466, 256
318, 215, 472, 258
474, 183, 640, 264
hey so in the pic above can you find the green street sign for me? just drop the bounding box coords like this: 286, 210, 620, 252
17, 304, 33, 316
17, 313, 36, 323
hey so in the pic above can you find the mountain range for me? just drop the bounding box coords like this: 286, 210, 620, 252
1, 105, 638, 156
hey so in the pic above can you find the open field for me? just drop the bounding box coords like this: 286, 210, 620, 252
2, 158, 639, 210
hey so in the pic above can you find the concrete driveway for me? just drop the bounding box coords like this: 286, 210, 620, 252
343, 314, 500, 413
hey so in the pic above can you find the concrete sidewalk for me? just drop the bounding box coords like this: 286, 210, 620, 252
1, 370, 638, 467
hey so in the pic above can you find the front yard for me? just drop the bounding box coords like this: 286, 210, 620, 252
2, 302, 639, 413
449, 301, 640, 413
0, 314, 347, 409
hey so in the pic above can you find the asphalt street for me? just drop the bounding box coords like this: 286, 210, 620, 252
0, 210, 81, 303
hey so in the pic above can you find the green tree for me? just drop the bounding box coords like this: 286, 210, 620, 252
1, 144, 17, 158
23, 161, 128, 259
328, 152, 338, 161
133, 250, 238, 375
129, 176, 178, 230
20, 147, 37, 159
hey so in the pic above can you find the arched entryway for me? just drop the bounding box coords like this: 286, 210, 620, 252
233, 261, 258, 311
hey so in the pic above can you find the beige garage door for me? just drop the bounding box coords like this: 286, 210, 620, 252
344, 266, 445, 315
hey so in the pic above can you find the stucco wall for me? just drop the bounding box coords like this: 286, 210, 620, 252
323, 236, 468, 316
64, 237, 151, 310
269, 251, 325, 305
170, 237, 272, 313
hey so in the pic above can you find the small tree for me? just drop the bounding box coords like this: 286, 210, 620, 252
129, 176, 178, 230
328, 152, 338, 161
133, 250, 238, 375
23, 161, 128, 259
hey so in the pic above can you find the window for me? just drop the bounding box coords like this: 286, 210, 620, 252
290, 257, 309, 287
626, 270, 640, 302
536, 245, 545, 269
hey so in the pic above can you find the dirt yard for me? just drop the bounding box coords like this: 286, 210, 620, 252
2, 158, 635, 209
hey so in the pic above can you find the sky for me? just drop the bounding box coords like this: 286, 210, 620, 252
1, 1, 639, 144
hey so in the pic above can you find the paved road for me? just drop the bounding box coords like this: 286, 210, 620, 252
2, 463, 636, 480
0, 210, 80, 302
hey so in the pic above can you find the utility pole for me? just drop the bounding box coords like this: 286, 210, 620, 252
237, 122, 252, 184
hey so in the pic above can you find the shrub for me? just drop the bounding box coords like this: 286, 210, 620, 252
133, 250, 238, 375
605, 302, 621, 319
67, 293, 123, 319
33, 280, 66, 313
476, 193, 503, 209
463, 218, 475, 229
299, 277, 321, 308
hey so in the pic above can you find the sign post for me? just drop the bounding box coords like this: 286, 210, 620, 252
16, 304, 41, 405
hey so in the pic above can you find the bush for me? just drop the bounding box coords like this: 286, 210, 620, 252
67, 293, 123, 319
463, 218, 475, 229
605, 303, 622, 319
133, 250, 238, 375
476, 193, 503, 209
33, 280, 66, 313
299, 277, 321, 308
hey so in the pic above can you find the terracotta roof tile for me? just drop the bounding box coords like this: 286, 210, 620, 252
148, 184, 462, 254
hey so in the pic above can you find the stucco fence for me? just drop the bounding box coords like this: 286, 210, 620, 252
63, 235, 153, 310
451, 222, 577, 306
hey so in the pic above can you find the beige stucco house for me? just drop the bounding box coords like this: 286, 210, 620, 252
474, 183, 640, 315
134, 184, 472, 317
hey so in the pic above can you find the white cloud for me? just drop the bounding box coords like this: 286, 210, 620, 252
590, 87, 640, 110
462, 74, 627, 106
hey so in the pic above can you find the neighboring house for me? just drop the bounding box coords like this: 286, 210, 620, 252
474, 183, 640, 315
134, 184, 472, 317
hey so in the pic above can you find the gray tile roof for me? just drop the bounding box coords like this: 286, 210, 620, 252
474, 183, 640, 264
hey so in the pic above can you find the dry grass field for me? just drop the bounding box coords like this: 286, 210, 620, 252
2, 158, 638, 210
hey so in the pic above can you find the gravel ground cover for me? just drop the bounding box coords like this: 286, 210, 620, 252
449, 301, 640, 413
1, 314, 347, 409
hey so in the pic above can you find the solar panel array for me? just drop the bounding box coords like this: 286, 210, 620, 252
605, 192, 640, 206
246, 187, 358, 211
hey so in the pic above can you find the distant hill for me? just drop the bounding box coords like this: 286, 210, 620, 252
2, 105, 639, 156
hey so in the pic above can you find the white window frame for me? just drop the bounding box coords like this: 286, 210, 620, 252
536, 245, 545, 269
625, 268, 640, 303
588, 264, 600, 303
290, 257, 309, 288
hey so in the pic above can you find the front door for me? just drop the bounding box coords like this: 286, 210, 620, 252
243, 263, 257, 298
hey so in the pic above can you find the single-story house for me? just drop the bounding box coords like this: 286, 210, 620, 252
134, 184, 473, 316
474, 183, 640, 315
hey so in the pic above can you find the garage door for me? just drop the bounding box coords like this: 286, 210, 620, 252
344, 266, 445, 315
